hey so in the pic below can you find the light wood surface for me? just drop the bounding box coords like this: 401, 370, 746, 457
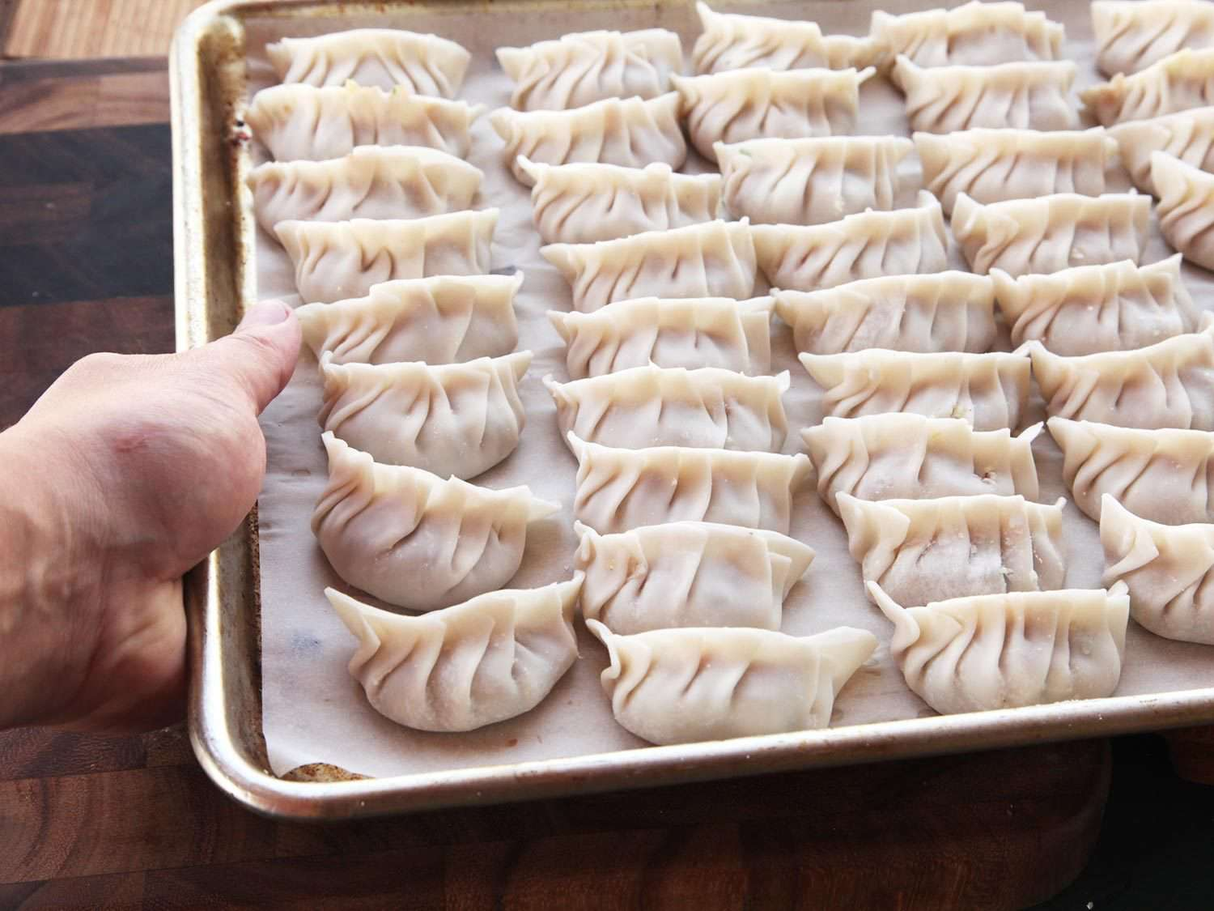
4, 0, 204, 60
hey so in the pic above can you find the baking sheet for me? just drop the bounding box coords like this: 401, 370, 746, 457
248, 0, 1214, 780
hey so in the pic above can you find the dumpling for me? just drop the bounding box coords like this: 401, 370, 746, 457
692, 2, 884, 74
245, 83, 482, 162
838, 493, 1067, 606
1081, 48, 1214, 126
489, 94, 686, 185
548, 296, 774, 379
496, 29, 682, 111
774, 271, 997, 355
326, 576, 581, 732
951, 192, 1150, 277
568, 433, 812, 535
1028, 324, 1214, 430
312, 433, 560, 611
247, 145, 482, 233
1093, 0, 1214, 76
275, 209, 497, 304
516, 158, 722, 245
715, 135, 914, 226
991, 256, 1198, 355
266, 29, 471, 95
588, 619, 877, 745
914, 128, 1117, 216
868, 581, 1128, 715
541, 220, 757, 313
799, 348, 1031, 431
894, 57, 1078, 133
295, 273, 522, 366
751, 192, 948, 292
318, 351, 530, 479
544, 365, 789, 451
575, 520, 814, 633
1152, 151, 1214, 270
1109, 106, 1214, 193
1100, 494, 1214, 644
872, 2, 1064, 69
802, 414, 1041, 513
672, 67, 875, 161
1047, 416, 1214, 524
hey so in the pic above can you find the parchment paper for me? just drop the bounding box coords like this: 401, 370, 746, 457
248, 1, 1214, 779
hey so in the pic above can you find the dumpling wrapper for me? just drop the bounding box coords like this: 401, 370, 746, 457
326, 575, 582, 732
295, 273, 522, 366
1100, 494, 1214, 645
588, 619, 877, 745
318, 351, 530, 479
1109, 105, 1214, 194
1092, 0, 1214, 76
1152, 151, 1214, 271
547, 296, 774, 379
266, 29, 471, 95
869, 581, 1129, 715
872, 2, 1064, 69
802, 415, 1040, 514
838, 493, 1067, 608
575, 520, 814, 633
312, 433, 559, 612
1081, 48, 1214, 125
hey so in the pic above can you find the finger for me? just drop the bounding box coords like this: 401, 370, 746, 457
191, 299, 301, 414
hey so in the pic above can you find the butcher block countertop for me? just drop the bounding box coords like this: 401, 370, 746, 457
2, 8, 1214, 909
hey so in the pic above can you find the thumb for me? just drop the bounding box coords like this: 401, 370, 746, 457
189, 299, 301, 414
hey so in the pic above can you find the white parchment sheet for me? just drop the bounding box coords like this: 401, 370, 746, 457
248, 1, 1214, 778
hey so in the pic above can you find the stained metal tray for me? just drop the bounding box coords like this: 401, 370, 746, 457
174, 0, 1214, 821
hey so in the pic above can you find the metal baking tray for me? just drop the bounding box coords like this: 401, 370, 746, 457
174, 0, 1214, 821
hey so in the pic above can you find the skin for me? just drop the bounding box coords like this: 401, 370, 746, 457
0, 300, 300, 733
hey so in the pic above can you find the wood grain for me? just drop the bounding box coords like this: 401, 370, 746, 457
4, 0, 205, 60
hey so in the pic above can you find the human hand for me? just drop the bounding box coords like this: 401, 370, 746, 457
0, 299, 300, 733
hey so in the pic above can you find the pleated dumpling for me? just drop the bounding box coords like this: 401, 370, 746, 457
266, 29, 471, 95
568, 433, 812, 535
490, 94, 686, 185
869, 581, 1129, 715
1093, 0, 1214, 76
914, 128, 1117, 216
517, 158, 721, 245
588, 620, 877, 745
1152, 152, 1214, 270
496, 29, 683, 111
1100, 495, 1214, 644
672, 67, 874, 161
544, 365, 788, 452
326, 576, 581, 732
752, 192, 948, 292
245, 83, 482, 162
548, 296, 774, 379
800, 348, 1031, 431
542, 220, 757, 313
991, 256, 1197, 355
319, 351, 530, 479
247, 145, 483, 233
295, 273, 522, 366
1110, 106, 1214, 193
1028, 324, 1214, 430
715, 136, 914, 226
951, 192, 1149, 277
1047, 416, 1214, 524
838, 494, 1067, 607
575, 521, 814, 633
774, 272, 997, 355
275, 210, 497, 303
872, 2, 1064, 68
894, 57, 1078, 133
803, 415, 1041, 513
692, 2, 884, 74
312, 434, 560, 611
1081, 48, 1214, 125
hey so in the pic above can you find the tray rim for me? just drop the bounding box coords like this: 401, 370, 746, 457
175, 0, 1214, 822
